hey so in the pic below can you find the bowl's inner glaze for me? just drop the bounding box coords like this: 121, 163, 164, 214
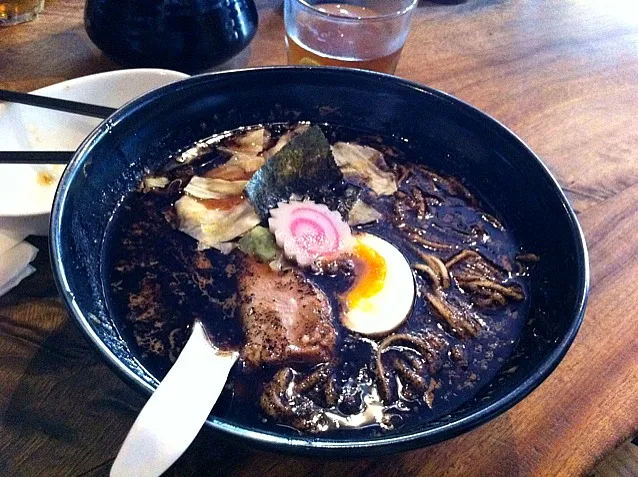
52, 68, 587, 454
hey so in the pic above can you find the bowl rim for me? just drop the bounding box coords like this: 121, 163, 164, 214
50, 66, 589, 456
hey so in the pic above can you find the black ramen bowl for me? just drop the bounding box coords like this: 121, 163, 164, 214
50, 67, 588, 456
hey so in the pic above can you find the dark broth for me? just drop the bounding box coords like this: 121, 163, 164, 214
102, 123, 531, 437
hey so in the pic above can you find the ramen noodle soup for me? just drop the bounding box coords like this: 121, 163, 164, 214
104, 124, 537, 435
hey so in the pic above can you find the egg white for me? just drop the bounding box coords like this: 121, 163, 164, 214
341, 233, 415, 336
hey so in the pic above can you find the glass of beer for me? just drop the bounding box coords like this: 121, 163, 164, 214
0, 0, 44, 26
284, 0, 417, 74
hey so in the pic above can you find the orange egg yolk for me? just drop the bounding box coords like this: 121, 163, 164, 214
347, 242, 387, 309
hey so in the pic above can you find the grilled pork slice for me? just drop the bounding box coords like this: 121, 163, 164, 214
238, 257, 336, 367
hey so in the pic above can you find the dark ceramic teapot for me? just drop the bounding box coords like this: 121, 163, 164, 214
85, 0, 258, 72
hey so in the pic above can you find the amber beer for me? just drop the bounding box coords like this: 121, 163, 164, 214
286, 33, 402, 73
285, 2, 413, 74
0, 0, 43, 25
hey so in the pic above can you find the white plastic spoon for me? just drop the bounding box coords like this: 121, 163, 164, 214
110, 320, 238, 477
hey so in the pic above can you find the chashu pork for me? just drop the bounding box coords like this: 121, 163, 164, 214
238, 257, 336, 367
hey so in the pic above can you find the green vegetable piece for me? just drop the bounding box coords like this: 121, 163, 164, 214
244, 126, 345, 220
238, 226, 278, 262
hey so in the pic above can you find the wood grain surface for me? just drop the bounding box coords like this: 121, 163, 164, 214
1, 1, 637, 476
595, 441, 638, 477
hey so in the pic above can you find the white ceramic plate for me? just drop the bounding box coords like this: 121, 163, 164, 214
0, 69, 189, 235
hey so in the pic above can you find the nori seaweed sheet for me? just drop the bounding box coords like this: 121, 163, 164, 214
245, 126, 349, 220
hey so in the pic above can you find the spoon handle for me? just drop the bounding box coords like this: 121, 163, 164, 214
110, 321, 238, 477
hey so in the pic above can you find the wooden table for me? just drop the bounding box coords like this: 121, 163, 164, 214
1, 1, 637, 475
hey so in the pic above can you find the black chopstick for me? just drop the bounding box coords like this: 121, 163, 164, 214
0, 89, 116, 119
0, 151, 73, 165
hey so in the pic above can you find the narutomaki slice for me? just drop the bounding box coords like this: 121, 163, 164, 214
268, 200, 355, 267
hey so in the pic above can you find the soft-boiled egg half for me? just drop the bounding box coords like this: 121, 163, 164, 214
341, 232, 415, 336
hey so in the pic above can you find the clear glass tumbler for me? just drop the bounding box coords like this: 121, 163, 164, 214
284, 0, 417, 74
0, 0, 44, 26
